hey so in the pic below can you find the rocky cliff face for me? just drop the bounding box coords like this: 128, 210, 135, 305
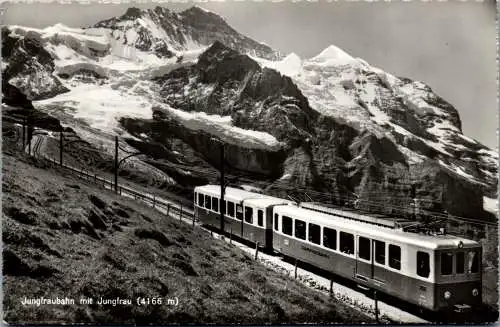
2, 6, 497, 219
155, 41, 316, 147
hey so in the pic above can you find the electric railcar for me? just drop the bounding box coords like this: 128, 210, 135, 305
194, 185, 482, 313
194, 185, 293, 250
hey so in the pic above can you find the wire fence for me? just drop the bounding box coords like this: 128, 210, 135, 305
40, 153, 197, 224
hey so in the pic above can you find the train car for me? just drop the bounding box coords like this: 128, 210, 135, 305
272, 204, 482, 312
194, 185, 292, 249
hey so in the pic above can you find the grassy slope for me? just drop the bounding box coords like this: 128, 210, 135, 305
2, 153, 371, 324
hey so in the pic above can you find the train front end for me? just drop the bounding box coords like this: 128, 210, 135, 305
433, 243, 482, 313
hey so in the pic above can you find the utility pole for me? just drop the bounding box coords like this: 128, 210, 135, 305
219, 141, 225, 233
59, 130, 63, 166
27, 113, 34, 156
22, 117, 26, 150
114, 136, 118, 193
411, 184, 417, 220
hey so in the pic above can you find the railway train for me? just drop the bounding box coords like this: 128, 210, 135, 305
193, 184, 483, 313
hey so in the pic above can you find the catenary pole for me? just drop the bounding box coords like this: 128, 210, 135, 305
114, 136, 118, 193
59, 130, 63, 166
219, 141, 225, 233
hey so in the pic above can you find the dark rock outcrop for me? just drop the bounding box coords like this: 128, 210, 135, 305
2, 27, 69, 100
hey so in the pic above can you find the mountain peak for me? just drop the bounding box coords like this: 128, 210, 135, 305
180, 5, 227, 24
183, 5, 222, 17
123, 7, 143, 19
311, 44, 356, 65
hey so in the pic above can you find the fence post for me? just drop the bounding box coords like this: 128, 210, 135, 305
294, 259, 298, 279
179, 204, 183, 220
119, 187, 122, 195
254, 242, 259, 260
192, 211, 195, 228
374, 290, 379, 323
167, 204, 170, 217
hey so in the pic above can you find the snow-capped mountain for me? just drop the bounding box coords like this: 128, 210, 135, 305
2, 6, 497, 219
93, 6, 279, 60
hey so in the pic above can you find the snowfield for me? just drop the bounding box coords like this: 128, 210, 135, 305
10, 24, 109, 55
35, 84, 154, 133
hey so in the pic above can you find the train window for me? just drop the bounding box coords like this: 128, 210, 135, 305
212, 197, 219, 212
205, 195, 212, 210
417, 251, 430, 278
374, 240, 385, 265
323, 227, 337, 250
308, 223, 321, 245
236, 204, 243, 220
245, 207, 253, 224
441, 252, 453, 275
227, 201, 235, 217
388, 245, 401, 270
340, 232, 354, 255
456, 252, 465, 274
468, 251, 479, 273
274, 214, 279, 231
282, 216, 293, 236
295, 219, 306, 240
358, 237, 371, 261
198, 193, 204, 207
257, 210, 264, 227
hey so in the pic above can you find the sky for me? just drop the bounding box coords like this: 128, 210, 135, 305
2, 1, 497, 149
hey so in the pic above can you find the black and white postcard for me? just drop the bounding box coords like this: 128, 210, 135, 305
1, 0, 498, 324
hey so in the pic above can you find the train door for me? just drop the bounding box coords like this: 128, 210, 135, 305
372, 239, 386, 283
273, 212, 281, 251
356, 235, 372, 280
265, 207, 274, 249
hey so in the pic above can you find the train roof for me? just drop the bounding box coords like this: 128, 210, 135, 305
300, 202, 415, 229
243, 197, 295, 208
195, 185, 268, 203
274, 205, 479, 250
195, 185, 295, 206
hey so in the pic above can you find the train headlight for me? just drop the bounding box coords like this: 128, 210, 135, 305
472, 288, 479, 297
444, 291, 452, 300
